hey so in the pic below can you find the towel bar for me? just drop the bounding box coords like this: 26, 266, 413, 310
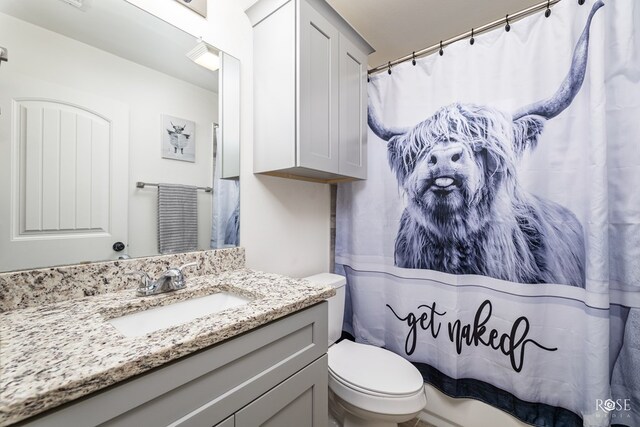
136, 181, 212, 193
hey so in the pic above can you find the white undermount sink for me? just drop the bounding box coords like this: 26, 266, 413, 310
108, 292, 251, 337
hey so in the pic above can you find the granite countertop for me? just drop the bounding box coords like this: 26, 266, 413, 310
0, 269, 335, 426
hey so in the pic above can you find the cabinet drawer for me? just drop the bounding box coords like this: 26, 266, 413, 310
19, 302, 328, 427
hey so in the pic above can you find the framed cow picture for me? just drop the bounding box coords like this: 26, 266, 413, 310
161, 114, 196, 163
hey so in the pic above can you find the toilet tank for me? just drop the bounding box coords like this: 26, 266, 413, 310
303, 273, 346, 346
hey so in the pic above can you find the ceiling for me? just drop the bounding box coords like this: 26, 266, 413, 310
0, 0, 218, 92
326, 0, 542, 69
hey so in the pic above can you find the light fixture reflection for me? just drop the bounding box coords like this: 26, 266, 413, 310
186, 41, 220, 72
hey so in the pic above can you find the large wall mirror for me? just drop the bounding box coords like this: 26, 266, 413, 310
0, 0, 240, 272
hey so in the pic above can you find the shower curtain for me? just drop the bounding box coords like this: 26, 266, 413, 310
210, 126, 240, 248
335, 1, 639, 426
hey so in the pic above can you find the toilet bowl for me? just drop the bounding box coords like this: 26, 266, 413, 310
328, 339, 426, 426
304, 273, 426, 427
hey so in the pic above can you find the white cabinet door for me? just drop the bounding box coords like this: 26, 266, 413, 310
338, 35, 368, 180
235, 355, 328, 427
0, 73, 129, 271
298, 0, 340, 174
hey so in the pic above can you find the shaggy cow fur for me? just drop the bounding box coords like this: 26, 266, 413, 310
368, 1, 604, 288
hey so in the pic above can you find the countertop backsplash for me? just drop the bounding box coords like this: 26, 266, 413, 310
0, 248, 245, 312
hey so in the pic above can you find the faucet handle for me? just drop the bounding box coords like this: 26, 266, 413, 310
161, 262, 198, 291
178, 262, 198, 273
125, 270, 151, 287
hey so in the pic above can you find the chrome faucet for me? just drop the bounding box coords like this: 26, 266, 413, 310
126, 262, 198, 296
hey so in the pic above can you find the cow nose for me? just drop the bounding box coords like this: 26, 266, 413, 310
428, 146, 464, 166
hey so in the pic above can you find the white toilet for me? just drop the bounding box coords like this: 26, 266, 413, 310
305, 273, 426, 427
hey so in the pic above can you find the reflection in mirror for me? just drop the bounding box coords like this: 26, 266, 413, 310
0, 0, 240, 272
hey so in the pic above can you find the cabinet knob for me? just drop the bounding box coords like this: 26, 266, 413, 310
113, 242, 126, 252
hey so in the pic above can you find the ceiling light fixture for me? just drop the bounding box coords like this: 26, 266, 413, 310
186, 41, 220, 72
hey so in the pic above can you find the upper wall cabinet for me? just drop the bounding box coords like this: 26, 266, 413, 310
246, 0, 374, 182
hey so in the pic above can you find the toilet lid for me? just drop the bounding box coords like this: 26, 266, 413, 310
328, 340, 424, 396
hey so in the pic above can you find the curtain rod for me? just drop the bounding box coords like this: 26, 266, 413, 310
368, 0, 565, 76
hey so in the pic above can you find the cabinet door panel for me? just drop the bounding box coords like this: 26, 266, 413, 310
235, 355, 328, 427
298, 0, 340, 173
339, 35, 368, 179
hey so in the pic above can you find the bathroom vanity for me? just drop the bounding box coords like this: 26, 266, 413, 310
0, 248, 334, 426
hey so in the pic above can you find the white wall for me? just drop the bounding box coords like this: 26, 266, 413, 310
0, 13, 217, 258
127, 0, 330, 277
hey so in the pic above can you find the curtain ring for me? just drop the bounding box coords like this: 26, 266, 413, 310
412, 52, 417, 66
439, 41, 444, 56
470, 28, 475, 45
387, 61, 392, 75
505, 15, 511, 32
545, 0, 552, 18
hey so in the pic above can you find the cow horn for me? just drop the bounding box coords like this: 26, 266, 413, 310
513, 1, 604, 121
368, 103, 408, 141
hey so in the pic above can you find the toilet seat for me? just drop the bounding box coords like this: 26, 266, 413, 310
327, 340, 426, 416
328, 340, 424, 396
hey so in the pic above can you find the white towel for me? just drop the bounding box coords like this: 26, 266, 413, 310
157, 184, 198, 254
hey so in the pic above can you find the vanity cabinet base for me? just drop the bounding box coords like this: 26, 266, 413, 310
16, 302, 328, 427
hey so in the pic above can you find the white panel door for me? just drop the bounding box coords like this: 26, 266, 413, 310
298, 0, 340, 174
0, 72, 129, 271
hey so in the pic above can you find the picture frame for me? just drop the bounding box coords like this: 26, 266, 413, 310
174, 0, 207, 18
161, 114, 196, 163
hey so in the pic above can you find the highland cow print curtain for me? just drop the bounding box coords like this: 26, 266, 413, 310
335, 1, 640, 426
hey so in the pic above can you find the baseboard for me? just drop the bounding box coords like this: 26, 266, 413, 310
418, 409, 463, 427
